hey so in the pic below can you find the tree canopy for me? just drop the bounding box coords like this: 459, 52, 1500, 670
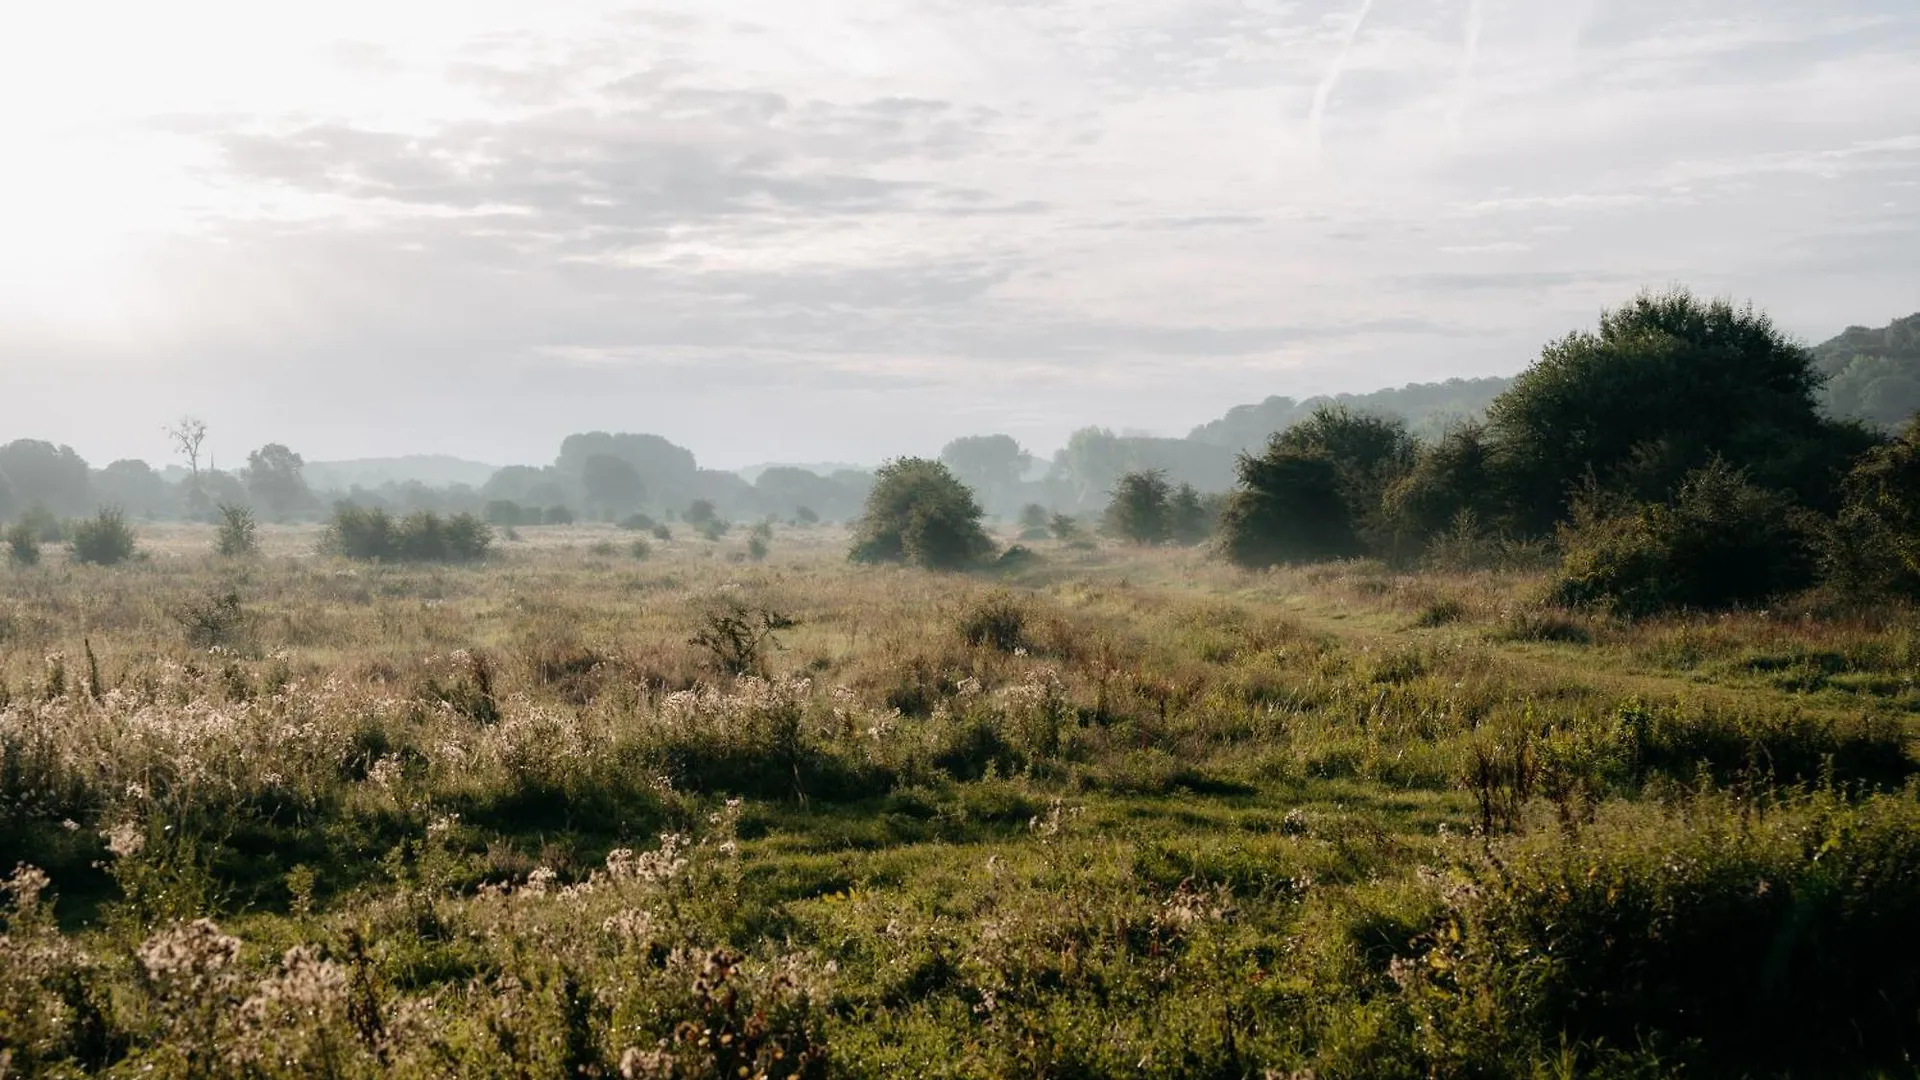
849, 458, 994, 570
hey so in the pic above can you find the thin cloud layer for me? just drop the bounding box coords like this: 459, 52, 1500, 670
1, 0, 1916, 468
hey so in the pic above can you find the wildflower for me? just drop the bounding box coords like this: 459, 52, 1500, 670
138, 918, 242, 985
523, 866, 558, 896
5, 864, 52, 914
102, 822, 146, 859
125, 781, 148, 801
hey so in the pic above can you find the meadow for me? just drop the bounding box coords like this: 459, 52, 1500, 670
3, 522, 1918, 1078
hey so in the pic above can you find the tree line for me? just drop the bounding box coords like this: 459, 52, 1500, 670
847, 290, 1920, 613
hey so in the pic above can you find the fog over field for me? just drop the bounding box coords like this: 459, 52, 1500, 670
4, 1, 1918, 467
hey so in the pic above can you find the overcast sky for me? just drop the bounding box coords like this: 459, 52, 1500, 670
2, 0, 1916, 470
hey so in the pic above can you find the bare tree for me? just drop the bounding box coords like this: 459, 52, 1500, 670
166, 416, 209, 479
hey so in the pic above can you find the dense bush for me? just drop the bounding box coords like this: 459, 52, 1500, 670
1549, 461, 1816, 615
214, 504, 258, 557
69, 508, 137, 566
1488, 289, 1863, 532
1399, 792, 1920, 1075
849, 458, 994, 570
1217, 448, 1360, 568
1103, 469, 1172, 544
1821, 418, 1920, 600
4, 519, 38, 566
322, 505, 492, 563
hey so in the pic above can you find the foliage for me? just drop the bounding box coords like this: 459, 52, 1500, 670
1397, 793, 1920, 1075
940, 434, 1033, 511
244, 443, 311, 520
1821, 418, 1920, 600
685, 499, 719, 527
171, 590, 249, 649
957, 591, 1027, 652
0, 440, 93, 518
1217, 447, 1360, 568
214, 504, 258, 557
849, 458, 995, 571
1102, 469, 1173, 545
582, 454, 648, 514
5, 519, 39, 567
322, 505, 492, 563
1487, 289, 1854, 531
69, 508, 138, 566
1549, 460, 1816, 615
484, 499, 527, 527
689, 599, 795, 676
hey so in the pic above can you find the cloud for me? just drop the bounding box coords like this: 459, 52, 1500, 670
3, 0, 1919, 467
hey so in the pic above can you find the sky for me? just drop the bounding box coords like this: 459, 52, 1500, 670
1, 0, 1917, 471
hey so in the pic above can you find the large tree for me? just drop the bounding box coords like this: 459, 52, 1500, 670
1487, 289, 1863, 532
246, 443, 313, 520
850, 458, 994, 570
582, 454, 647, 515
940, 435, 1032, 511
0, 439, 93, 518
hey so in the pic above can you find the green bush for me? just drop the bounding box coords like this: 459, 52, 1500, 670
849, 458, 994, 571
544, 506, 575, 526
1549, 460, 1816, 615
1402, 792, 1920, 1075
323, 505, 491, 563
958, 591, 1026, 652
214, 503, 258, 557
1218, 449, 1360, 568
4, 520, 39, 566
619, 512, 657, 532
69, 508, 137, 566
484, 499, 526, 527
1821, 419, 1920, 600
1103, 469, 1172, 544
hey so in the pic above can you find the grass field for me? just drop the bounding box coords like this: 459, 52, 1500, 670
4, 522, 1918, 1078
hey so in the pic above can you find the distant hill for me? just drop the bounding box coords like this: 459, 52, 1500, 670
1188, 376, 1513, 453
304, 455, 498, 492
1813, 313, 1920, 428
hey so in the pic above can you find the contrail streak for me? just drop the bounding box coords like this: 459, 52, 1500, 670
1449, 0, 1485, 140
1309, 0, 1379, 149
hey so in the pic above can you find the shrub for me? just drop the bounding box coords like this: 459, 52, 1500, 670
69, 508, 137, 566
629, 538, 653, 560
794, 506, 820, 525
652, 524, 672, 542
1168, 483, 1215, 545
1218, 449, 1361, 568
484, 500, 526, 527
322, 506, 491, 562
1018, 503, 1050, 532
17, 506, 63, 543
544, 506, 575, 526
685, 499, 719, 527
690, 599, 795, 676
849, 458, 995, 570
619, 512, 658, 532
1401, 793, 1920, 1075
1820, 419, 1920, 600
5, 520, 39, 566
171, 590, 248, 649
958, 591, 1027, 651
1549, 460, 1816, 615
1048, 513, 1080, 542
214, 504, 258, 557
1103, 470, 1172, 544
322, 504, 396, 560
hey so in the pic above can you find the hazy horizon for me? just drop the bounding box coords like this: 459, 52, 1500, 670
4, 0, 1917, 470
